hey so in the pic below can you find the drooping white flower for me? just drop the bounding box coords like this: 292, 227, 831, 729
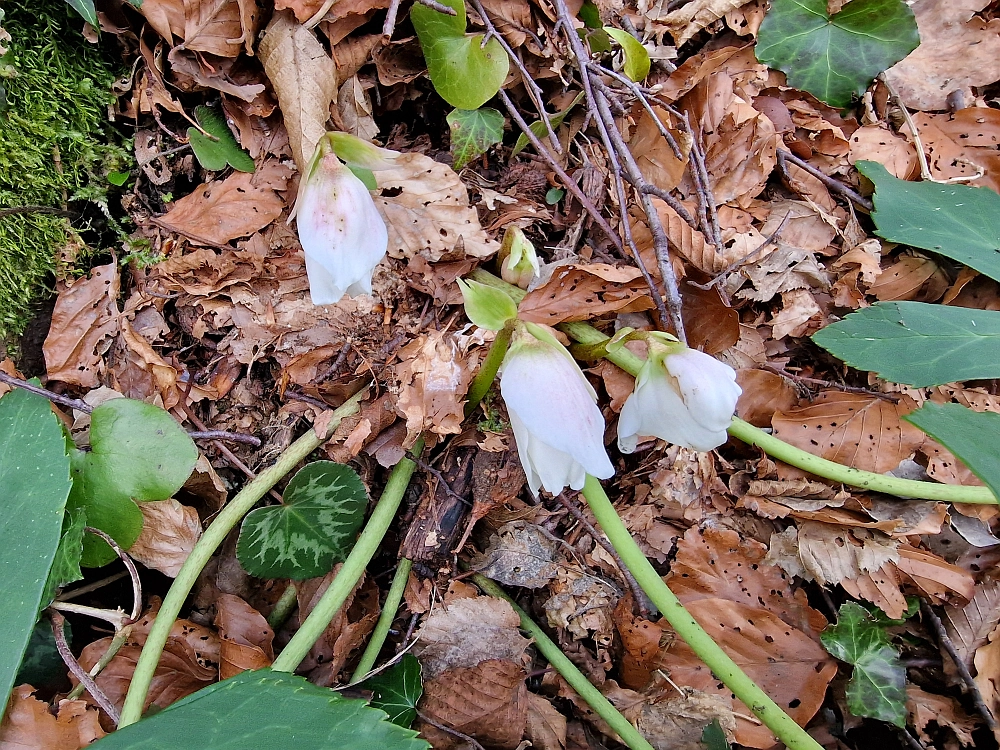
500, 322, 614, 496
292, 133, 397, 305
618, 340, 741, 454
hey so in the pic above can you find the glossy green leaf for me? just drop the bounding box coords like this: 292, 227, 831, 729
65, 0, 98, 26
69, 398, 198, 567
579, 1, 602, 29
545, 188, 564, 204
361, 654, 422, 728
91, 670, 429, 750
857, 160, 1000, 283
701, 719, 730, 750
821, 602, 906, 727
447, 107, 504, 170
904, 403, 1000, 502
812, 301, 1000, 387
411, 0, 509, 110
457, 278, 518, 331
604, 28, 650, 82
756, 0, 918, 108
512, 91, 585, 156
0, 388, 73, 714
237, 462, 368, 580
39, 507, 86, 609
188, 106, 255, 173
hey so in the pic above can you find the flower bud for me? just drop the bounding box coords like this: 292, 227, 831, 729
293, 134, 389, 305
501, 322, 614, 496
617, 341, 741, 453
498, 227, 540, 289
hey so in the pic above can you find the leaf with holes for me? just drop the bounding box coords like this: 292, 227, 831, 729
904, 402, 1000, 502
188, 106, 255, 173
360, 654, 423, 728
68, 399, 198, 567
447, 108, 504, 170
857, 160, 1000, 283
411, 0, 509, 110
756, 0, 918, 108
604, 27, 650, 82
821, 602, 906, 726
237, 462, 368, 580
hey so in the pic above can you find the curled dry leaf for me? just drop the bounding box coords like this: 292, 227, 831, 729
907, 109, 1000, 194
259, 10, 339, 173
655, 0, 756, 47
375, 152, 497, 262
43, 262, 120, 388
735, 369, 799, 427
907, 685, 978, 748
518, 264, 655, 325
128, 497, 203, 578
630, 107, 690, 192
214, 593, 275, 679
0, 687, 105, 750
944, 577, 1000, 668
524, 693, 567, 750
395, 330, 473, 443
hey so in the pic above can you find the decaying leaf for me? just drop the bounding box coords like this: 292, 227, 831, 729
471, 521, 563, 589
395, 331, 473, 443
214, 593, 275, 679
907, 685, 978, 747
0, 687, 105, 750
518, 264, 655, 325
654, 0, 756, 47
128, 497, 202, 578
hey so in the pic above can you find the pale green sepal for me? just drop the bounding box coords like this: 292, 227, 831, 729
328, 132, 400, 171
499, 227, 540, 288
458, 278, 518, 331
604, 27, 651, 82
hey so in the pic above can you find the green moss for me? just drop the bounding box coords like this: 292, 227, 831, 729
0, 1, 128, 337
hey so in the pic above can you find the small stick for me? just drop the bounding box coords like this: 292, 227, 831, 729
408, 452, 471, 507
0, 205, 75, 219
66, 625, 132, 701
415, 0, 457, 15
187, 430, 262, 447
777, 149, 873, 212
314, 340, 353, 384
687, 211, 791, 291
51, 611, 122, 725
761, 364, 900, 403
382, 0, 403, 36
85, 527, 143, 622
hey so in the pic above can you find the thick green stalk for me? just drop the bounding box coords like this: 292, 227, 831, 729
472, 574, 655, 750
350, 557, 413, 682
271, 440, 422, 673
118, 391, 366, 728
464, 324, 512, 418
471, 269, 998, 505
581, 476, 821, 750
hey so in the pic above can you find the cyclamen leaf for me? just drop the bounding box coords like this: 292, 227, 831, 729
447, 107, 504, 170
756, 0, 918, 108
904, 403, 1000, 503
188, 106, 255, 173
236, 462, 368, 580
360, 654, 423, 728
90, 670, 429, 750
812, 301, 1000, 387
604, 27, 650, 82
411, 0, 509, 110
0, 388, 73, 713
856, 160, 1000, 283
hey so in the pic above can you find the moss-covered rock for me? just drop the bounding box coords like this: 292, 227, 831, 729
0, 1, 127, 337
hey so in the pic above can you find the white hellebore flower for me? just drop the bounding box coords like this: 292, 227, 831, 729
617, 337, 742, 454
293, 133, 398, 305
500, 322, 614, 496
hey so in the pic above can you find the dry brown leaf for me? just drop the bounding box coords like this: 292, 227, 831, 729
974, 623, 1000, 733
658, 598, 837, 748
681, 283, 740, 353
794, 522, 900, 587
375, 152, 497, 262
944, 577, 1000, 669
544, 566, 618, 642
214, 593, 275, 679
645, 198, 722, 274
884, 0, 1000, 111
658, 0, 755, 46
0, 687, 105, 750
896, 544, 975, 603
180, 0, 258, 57
259, 11, 338, 172
770, 288, 823, 339
907, 685, 978, 747
472, 521, 563, 589
154, 163, 289, 245
273, 0, 326, 23
630, 108, 690, 192
419, 659, 528, 750
518, 264, 655, 325
848, 124, 918, 180
336, 75, 378, 141
735, 368, 798, 427
524, 692, 567, 750
771, 391, 924, 474
413, 596, 530, 678
128, 498, 202, 578
734, 244, 828, 303
394, 331, 472, 442
43, 262, 120, 388
870, 253, 949, 302
907, 109, 1000, 195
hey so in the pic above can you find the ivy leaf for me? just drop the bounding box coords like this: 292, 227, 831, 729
188, 106, 255, 173
512, 91, 585, 157
904, 403, 1000, 502
411, 0, 509, 110
236, 462, 368, 580
360, 654, 423, 728
756, 0, 918, 108
65, 0, 98, 26
69, 398, 198, 567
821, 602, 906, 727
90, 670, 429, 750
856, 160, 1000, 283
447, 107, 504, 170
604, 27, 650, 82
812, 301, 1000, 388
0, 388, 73, 711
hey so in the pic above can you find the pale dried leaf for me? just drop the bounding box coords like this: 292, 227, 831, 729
630, 108, 690, 192
471, 521, 563, 589
128, 498, 202, 578
907, 685, 978, 747
181, 0, 258, 57
796, 521, 900, 586
944, 577, 1000, 668
661, 0, 755, 47
0, 687, 106, 750
518, 264, 655, 325
395, 331, 472, 442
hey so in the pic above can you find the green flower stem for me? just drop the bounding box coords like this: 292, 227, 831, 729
118, 391, 366, 728
267, 583, 299, 631
350, 557, 413, 682
271, 440, 422, 673
581, 476, 820, 750
469, 269, 999, 505
472, 574, 655, 750
464, 323, 512, 418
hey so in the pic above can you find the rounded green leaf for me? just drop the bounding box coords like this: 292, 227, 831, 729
411, 0, 510, 110
237, 461, 368, 580
69, 398, 198, 567
447, 107, 504, 170
756, 0, 919, 108
188, 105, 255, 173
604, 27, 650, 82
